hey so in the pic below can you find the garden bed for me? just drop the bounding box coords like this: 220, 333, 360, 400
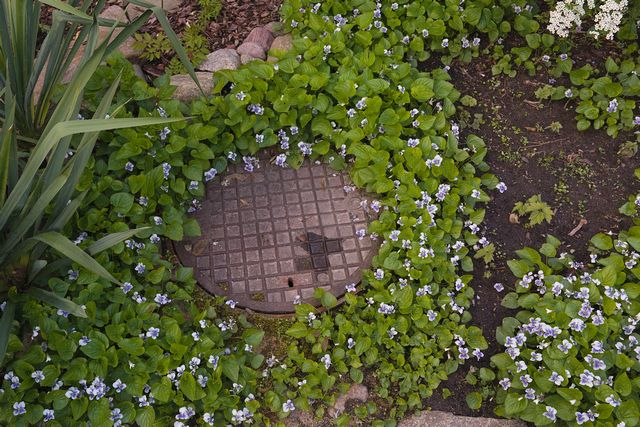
3, 0, 640, 426
136, 0, 281, 76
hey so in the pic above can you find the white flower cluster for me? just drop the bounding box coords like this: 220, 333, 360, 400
548, 0, 628, 40
548, 0, 587, 37
593, 0, 628, 39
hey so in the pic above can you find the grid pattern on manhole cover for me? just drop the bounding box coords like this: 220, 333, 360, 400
174, 156, 376, 313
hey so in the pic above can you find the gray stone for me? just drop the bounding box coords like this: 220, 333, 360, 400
398, 411, 527, 427
244, 27, 274, 51
240, 54, 259, 65
329, 384, 368, 417
118, 36, 141, 59
236, 42, 266, 60
264, 21, 285, 36
98, 5, 128, 45
125, 0, 183, 20
270, 34, 293, 53
96, 5, 140, 58
198, 49, 241, 72
100, 5, 128, 21
169, 72, 214, 102
132, 64, 146, 81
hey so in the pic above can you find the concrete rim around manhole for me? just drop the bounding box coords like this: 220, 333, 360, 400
173, 152, 379, 314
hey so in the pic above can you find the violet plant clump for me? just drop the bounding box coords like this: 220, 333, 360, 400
492, 232, 640, 425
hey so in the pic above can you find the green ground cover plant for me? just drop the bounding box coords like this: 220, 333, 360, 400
1, 0, 640, 426
2, 0, 513, 422
482, 2, 640, 140
492, 227, 640, 425
0, 56, 268, 424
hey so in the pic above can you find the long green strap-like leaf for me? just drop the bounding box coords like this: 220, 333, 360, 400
30, 189, 85, 266
154, 11, 203, 95
0, 116, 183, 233
29, 231, 120, 284
40, 30, 106, 139
87, 227, 150, 256
35, 20, 100, 193
29, 259, 70, 287
33, 14, 94, 131
0, 93, 16, 207
104, 9, 152, 58
0, 300, 16, 367
29, 10, 69, 126
26, 288, 87, 318
51, 74, 122, 219
28, 259, 48, 284
0, 0, 40, 134
40, 0, 92, 20
0, 174, 68, 257
49, 192, 86, 232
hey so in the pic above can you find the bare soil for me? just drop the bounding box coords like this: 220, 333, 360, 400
425, 58, 639, 417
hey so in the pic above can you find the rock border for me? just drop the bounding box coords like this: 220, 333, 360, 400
48, 1, 294, 103
170, 21, 293, 101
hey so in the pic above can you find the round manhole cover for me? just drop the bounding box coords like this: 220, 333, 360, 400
174, 154, 377, 313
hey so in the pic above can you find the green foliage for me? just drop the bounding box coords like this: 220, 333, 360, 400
0, 0, 197, 137
547, 121, 562, 133
0, 48, 180, 365
618, 140, 638, 159
460, 95, 478, 107
534, 84, 554, 100
133, 32, 172, 60
474, 243, 495, 264
464, 0, 636, 139
7, 0, 640, 424
198, 0, 223, 22
566, 60, 640, 138
512, 195, 554, 228
0, 59, 264, 424
68, 0, 512, 418
0, 260, 265, 425
167, 25, 210, 75
147, 0, 222, 75
619, 168, 640, 218
466, 391, 482, 410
